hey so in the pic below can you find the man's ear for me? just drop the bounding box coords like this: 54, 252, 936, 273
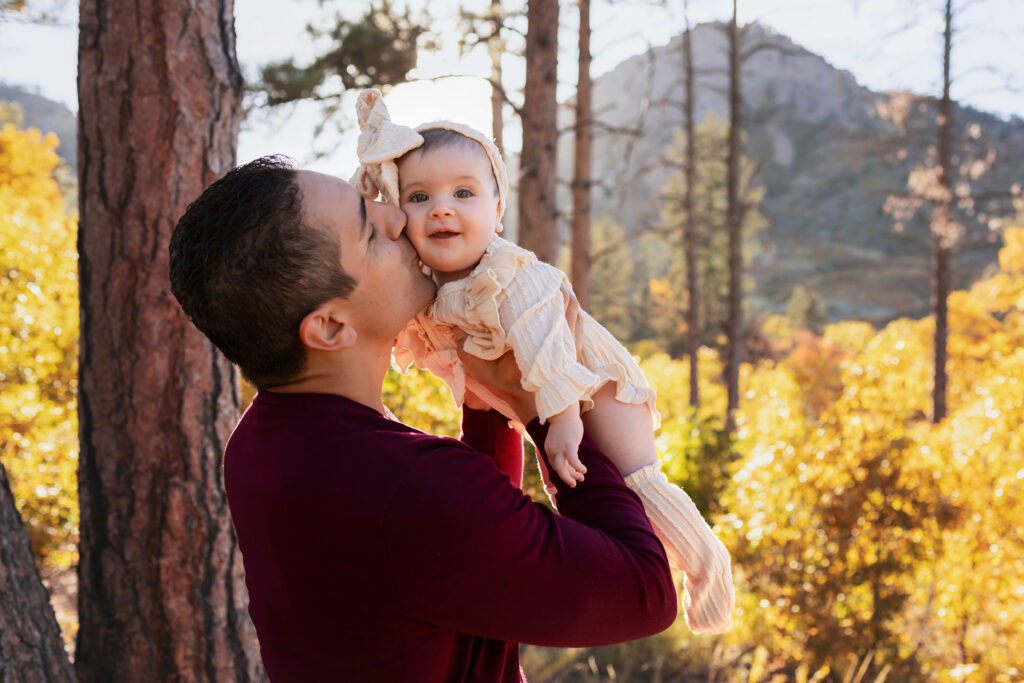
299, 300, 357, 351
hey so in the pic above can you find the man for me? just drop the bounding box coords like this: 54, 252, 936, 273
169, 155, 676, 682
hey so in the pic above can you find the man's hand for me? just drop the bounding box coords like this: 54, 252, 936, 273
544, 408, 586, 487
457, 347, 538, 425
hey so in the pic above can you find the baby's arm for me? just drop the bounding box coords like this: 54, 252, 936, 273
544, 406, 587, 487
496, 263, 601, 460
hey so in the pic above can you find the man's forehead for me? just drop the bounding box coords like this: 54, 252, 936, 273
297, 170, 359, 231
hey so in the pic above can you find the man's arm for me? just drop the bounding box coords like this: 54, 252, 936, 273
459, 405, 523, 488
382, 422, 676, 647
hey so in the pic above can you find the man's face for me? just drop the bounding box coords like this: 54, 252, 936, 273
297, 171, 435, 342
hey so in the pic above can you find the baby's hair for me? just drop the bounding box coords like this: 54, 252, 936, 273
411, 127, 500, 195
418, 127, 483, 155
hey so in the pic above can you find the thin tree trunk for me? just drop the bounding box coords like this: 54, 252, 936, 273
0, 464, 76, 682
683, 3, 700, 408
76, 1, 263, 680
519, 0, 559, 264
725, 0, 742, 433
489, 0, 505, 159
571, 0, 592, 307
932, 0, 953, 423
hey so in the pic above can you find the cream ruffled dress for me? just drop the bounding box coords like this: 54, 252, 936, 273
393, 235, 659, 429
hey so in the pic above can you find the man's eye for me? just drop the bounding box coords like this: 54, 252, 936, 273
455, 188, 473, 199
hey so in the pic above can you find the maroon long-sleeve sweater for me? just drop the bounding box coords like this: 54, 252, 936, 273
224, 391, 676, 682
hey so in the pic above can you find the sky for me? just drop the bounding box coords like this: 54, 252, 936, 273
1, 0, 1022, 177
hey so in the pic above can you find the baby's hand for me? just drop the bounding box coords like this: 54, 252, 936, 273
545, 408, 586, 487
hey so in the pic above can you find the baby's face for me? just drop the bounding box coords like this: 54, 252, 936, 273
397, 143, 500, 285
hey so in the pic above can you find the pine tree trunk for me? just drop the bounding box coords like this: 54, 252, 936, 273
0, 464, 76, 682
571, 0, 592, 308
932, 0, 953, 423
682, 4, 700, 409
725, 0, 742, 433
76, 1, 263, 680
489, 0, 505, 159
519, 0, 559, 264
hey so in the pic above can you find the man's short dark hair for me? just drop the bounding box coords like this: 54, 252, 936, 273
169, 155, 356, 388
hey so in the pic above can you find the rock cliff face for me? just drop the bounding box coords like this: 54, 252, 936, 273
561, 22, 1024, 323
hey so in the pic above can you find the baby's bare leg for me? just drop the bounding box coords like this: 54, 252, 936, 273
581, 383, 657, 477
585, 382, 735, 634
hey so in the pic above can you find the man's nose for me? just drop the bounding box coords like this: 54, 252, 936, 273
376, 202, 407, 240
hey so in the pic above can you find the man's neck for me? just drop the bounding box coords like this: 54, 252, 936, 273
267, 346, 391, 414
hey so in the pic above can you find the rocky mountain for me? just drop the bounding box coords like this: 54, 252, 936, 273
0, 83, 77, 166
562, 22, 1024, 324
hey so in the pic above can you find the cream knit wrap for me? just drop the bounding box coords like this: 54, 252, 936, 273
350, 89, 510, 220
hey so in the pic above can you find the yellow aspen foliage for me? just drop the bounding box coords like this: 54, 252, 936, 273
0, 122, 79, 568
782, 331, 847, 419
641, 348, 733, 515
715, 235, 1024, 677
382, 365, 460, 437
997, 224, 1024, 274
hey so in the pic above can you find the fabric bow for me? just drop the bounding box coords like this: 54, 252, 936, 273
349, 89, 424, 205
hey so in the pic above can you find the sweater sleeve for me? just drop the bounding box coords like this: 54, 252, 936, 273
460, 406, 524, 489
383, 421, 677, 647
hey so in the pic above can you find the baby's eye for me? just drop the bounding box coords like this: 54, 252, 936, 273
408, 192, 428, 203
455, 188, 474, 199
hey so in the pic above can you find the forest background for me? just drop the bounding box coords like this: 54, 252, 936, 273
1, 0, 1024, 681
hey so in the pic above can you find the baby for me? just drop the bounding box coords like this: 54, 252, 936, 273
351, 89, 734, 635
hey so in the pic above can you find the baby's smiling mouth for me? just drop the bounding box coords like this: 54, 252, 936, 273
429, 230, 460, 240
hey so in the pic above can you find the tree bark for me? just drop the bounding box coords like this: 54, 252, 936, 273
489, 0, 505, 159
0, 464, 76, 682
519, 0, 559, 264
682, 3, 700, 409
932, 0, 953, 423
725, 0, 742, 433
76, 1, 263, 680
571, 0, 592, 308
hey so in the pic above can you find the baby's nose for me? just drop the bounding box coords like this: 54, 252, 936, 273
429, 200, 454, 217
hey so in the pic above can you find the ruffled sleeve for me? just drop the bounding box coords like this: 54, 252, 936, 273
434, 238, 602, 424
392, 313, 466, 407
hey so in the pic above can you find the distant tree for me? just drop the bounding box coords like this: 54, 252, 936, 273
589, 215, 637, 341
785, 284, 828, 334
250, 0, 431, 136
657, 117, 767, 357
519, 0, 559, 264
570, 0, 592, 307
76, 0, 262, 679
457, 1, 519, 157
681, 0, 699, 407
880, 0, 1016, 423
724, 0, 742, 434
931, 0, 954, 422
